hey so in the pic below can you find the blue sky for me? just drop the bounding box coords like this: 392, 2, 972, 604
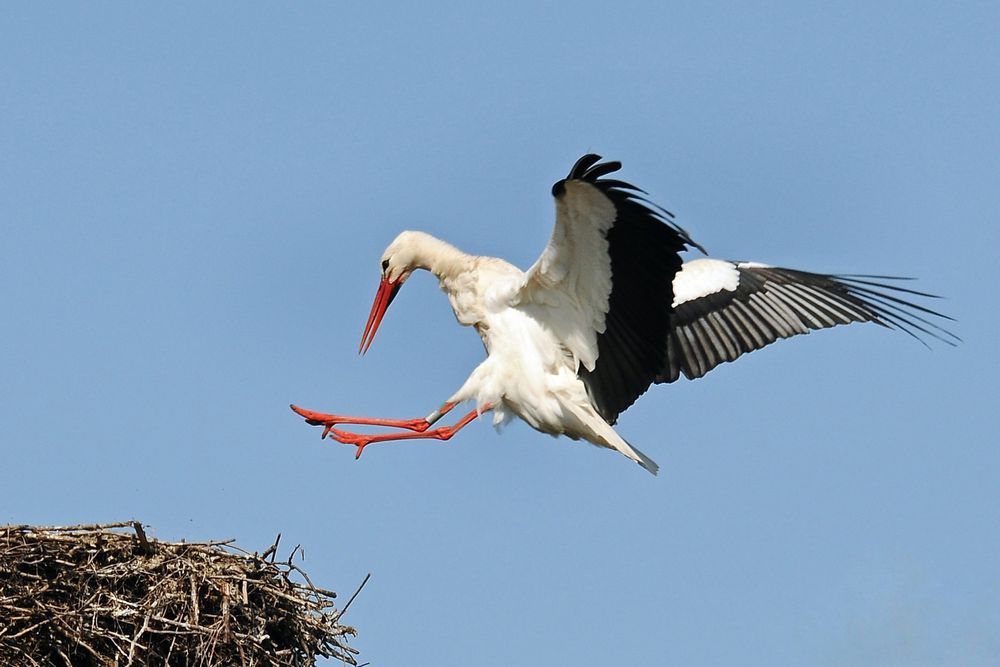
2, 3, 997, 665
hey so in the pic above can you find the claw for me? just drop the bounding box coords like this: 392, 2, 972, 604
290, 404, 332, 422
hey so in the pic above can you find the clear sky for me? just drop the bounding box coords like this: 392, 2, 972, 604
2, 3, 997, 665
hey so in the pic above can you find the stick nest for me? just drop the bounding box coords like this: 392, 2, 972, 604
0, 522, 360, 666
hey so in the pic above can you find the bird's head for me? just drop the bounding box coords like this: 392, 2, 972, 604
359, 232, 420, 354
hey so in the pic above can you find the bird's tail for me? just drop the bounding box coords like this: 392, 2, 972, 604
623, 437, 659, 476
565, 403, 659, 475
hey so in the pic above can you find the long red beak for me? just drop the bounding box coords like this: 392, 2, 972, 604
359, 276, 402, 354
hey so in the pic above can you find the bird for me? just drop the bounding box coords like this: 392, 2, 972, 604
291, 154, 956, 474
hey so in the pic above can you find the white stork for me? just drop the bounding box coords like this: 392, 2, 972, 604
292, 154, 956, 474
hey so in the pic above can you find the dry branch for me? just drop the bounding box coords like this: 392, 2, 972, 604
0, 523, 359, 666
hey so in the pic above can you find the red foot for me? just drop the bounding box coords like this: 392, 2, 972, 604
290, 403, 488, 461
320, 426, 374, 459
289, 404, 430, 437
321, 424, 455, 460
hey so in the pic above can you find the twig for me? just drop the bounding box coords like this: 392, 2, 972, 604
261, 533, 281, 562
125, 613, 151, 666
132, 521, 154, 556
336, 573, 371, 621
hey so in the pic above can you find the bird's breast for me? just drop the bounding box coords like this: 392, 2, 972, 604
440, 260, 524, 333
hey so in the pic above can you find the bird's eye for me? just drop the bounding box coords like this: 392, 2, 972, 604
381, 259, 390, 273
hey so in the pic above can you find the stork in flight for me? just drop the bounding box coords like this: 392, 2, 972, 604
291, 154, 955, 474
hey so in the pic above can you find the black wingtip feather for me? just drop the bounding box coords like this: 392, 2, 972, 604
568, 154, 603, 179
583, 160, 623, 180
564, 154, 705, 255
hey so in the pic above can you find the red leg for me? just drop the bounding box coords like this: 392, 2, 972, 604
324, 405, 491, 460
290, 402, 456, 439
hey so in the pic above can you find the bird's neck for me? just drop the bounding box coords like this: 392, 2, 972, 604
408, 231, 472, 282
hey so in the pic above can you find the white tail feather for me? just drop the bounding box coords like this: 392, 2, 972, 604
565, 403, 659, 475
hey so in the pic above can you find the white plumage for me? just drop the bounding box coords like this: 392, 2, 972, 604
292, 154, 956, 474
671, 258, 741, 307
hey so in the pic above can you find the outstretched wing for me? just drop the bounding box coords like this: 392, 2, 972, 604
659, 259, 959, 382
515, 154, 702, 424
